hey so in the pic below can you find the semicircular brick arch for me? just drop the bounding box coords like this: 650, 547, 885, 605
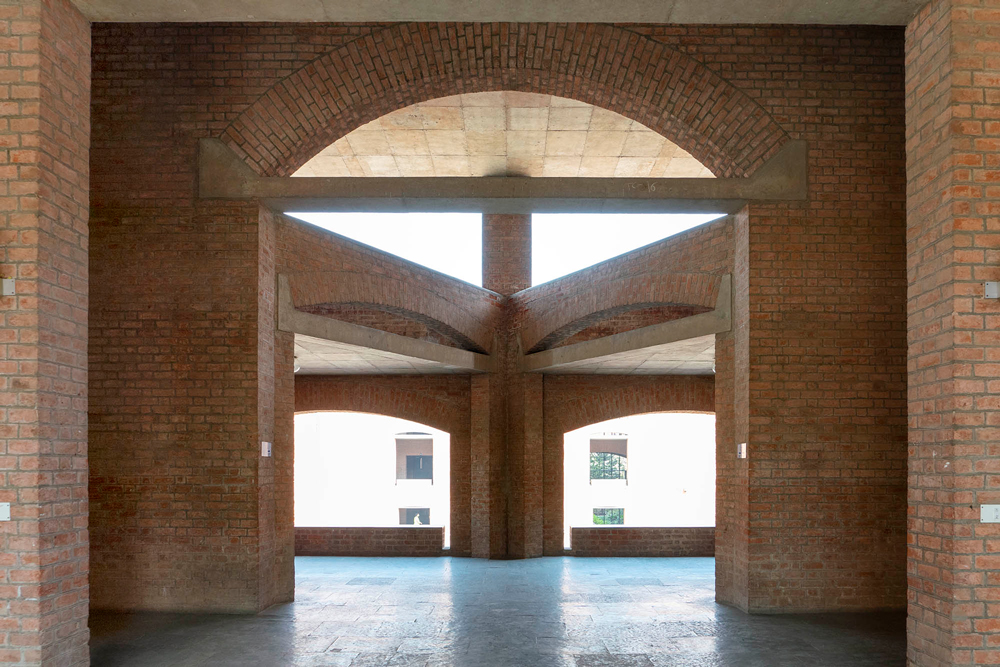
541, 375, 715, 555
288, 271, 499, 354
294, 375, 473, 556
222, 23, 789, 178
520, 272, 723, 354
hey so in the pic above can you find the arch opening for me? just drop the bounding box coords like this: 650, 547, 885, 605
295, 411, 452, 549
292, 91, 717, 179
563, 412, 716, 552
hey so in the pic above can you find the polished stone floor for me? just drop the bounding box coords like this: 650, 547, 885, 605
90, 557, 904, 666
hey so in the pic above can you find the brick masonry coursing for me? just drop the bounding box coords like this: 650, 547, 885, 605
85, 20, 908, 627
294, 527, 445, 557
570, 527, 716, 558
906, 1, 1000, 665
0, 0, 90, 664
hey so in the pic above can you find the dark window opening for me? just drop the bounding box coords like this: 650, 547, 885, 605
593, 508, 624, 525
405, 455, 433, 480
400, 508, 430, 525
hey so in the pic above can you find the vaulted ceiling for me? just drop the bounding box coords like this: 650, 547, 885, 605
294, 92, 715, 180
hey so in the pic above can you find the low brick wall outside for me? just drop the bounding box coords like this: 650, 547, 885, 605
295, 527, 445, 557
570, 527, 715, 557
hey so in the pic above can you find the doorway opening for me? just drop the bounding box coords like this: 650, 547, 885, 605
563, 412, 716, 551
295, 412, 451, 548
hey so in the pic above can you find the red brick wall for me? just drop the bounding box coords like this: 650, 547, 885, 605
223, 24, 789, 180
483, 214, 531, 296
906, 1, 1000, 664
295, 375, 473, 557
623, 26, 908, 613
0, 0, 90, 664
279, 215, 501, 354
295, 527, 444, 557
571, 527, 715, 558
88, 22, 908, 618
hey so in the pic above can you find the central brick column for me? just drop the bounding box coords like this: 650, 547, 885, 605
471, 214, 543, 558
483, 214, 531, 296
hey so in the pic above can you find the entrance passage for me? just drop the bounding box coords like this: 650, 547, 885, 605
89, 557, 905, 666
295, 412, 451, 548
564, 413, 715, 551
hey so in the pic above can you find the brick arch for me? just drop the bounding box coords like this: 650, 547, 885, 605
541, 375, 715, 555
521, 272, 723, 354
294, 375, 473, 556
288, 271, 498, 354
222, 23, 790, 179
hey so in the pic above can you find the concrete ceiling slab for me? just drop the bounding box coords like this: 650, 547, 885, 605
72, 0, 925, 25
294, 334, 476, 374
539, 333, 716, 375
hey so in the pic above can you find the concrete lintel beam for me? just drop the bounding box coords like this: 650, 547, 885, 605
200, 140, 808, 214
521, 274, 732, 373
278, 275, 494, 373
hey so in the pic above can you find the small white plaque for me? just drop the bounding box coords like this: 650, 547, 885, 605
982, 505, 1000, 523
1, 278, 14, 296
261, 441, 272, 458
986, 282, 1000, 299
736, 442, 747, 459
0, 503, 9, 522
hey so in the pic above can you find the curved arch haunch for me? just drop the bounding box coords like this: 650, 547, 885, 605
222, 24, 789, 179
527, 302, 713, 354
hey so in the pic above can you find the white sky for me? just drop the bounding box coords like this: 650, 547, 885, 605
289, 212, 724, 288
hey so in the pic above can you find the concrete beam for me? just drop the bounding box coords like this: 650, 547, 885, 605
200, 139, 808, 214
73, 0, 925, 26
521, 274, 731, 373
278, 275, 494, 373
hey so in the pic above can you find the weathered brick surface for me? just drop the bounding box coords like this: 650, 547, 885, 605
222, 24, 790, 180
295, 527, 444, 557
906, 2, 1000, 665
295, 375, 473, 557
281, 217, 500, 354
483, 214, 531, 296
88, 22, 908, 621
0, 0, 90, 664
571, 527, 715, 558
515, 217, 732, 354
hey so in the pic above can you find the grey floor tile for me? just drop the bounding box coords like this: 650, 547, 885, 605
90, 557, 904, 667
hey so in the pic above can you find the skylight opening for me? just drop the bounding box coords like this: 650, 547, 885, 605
289, 212, 483, 287
531, 213, 726, 286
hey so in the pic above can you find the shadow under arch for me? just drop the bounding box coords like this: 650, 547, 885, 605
222, 23, 790, 179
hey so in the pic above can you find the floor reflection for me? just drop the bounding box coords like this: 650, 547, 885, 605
89, 557, 904, 666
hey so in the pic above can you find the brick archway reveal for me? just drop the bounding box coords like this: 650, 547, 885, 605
87, 22, 907, 634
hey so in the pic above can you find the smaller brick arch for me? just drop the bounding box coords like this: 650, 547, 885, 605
294, 375, 473, 556
541, 375, 715, 555
288, 271, 499, 355
520, 272, 724, 354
